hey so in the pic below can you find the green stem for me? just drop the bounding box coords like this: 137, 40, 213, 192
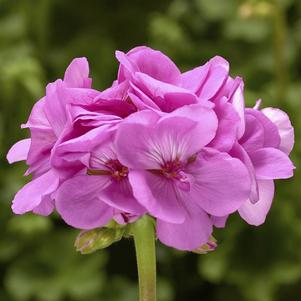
273, 2, 288, 104
132, 215, 156, 301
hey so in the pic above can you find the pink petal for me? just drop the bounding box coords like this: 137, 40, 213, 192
52, 124, 115, 170
262, 107, 294, 155
211, 215, 228, 228
116, 106, 217, 169
116, 50, 138, 79
180, 63, 210, 94
208, 98, 240, 152
198, 56, 229, 100
156, 114, 217, 158
55, 175, 113, 229
44, 80, 68, 137
246, 109, 281, 149
12, 170, 59, 214
121, 108, 161, 126
239, 180, 274, 226
21, 98, 56, 176
32, 195, 55, 216
229, 77, 245, 139
92, 98, 136, 118
25, 126, 56, 176
239, 114, 265, 153
58, 87, 99, 106
157, 205, 212, 251
117, 47, 181, 84
100, 179, 146, 214
115, 112, 166, 170
68, 105, 121, 126
163, 102, 217, 128
187, 148, 251, 216
229, 143, 259, 204
128, 91, 160, 111
130, 72, 198, 112
44, 81, 99, 137
161, 92, 197, 112
7, 139, 31, 163
99, 81, 128, 101
64, 57, 92, 88
21, 97, 50, 129
129, 170, 186, 223
249, 147, 295, 180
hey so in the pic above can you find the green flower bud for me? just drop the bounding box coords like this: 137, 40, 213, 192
75, 227, 125, 254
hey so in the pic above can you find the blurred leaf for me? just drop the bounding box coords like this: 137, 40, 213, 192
8, 215, 52, 236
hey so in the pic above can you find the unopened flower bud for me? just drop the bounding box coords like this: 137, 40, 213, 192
193, 236, 217, 254
75, 227, 125, 254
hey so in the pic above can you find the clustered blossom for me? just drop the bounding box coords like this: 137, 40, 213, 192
7, 46, 295, 251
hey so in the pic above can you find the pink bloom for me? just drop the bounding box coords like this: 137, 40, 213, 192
115, 105, 251, 250
7, 46, 295, 252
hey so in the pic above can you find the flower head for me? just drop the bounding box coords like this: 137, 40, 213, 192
7, 46, 295, 252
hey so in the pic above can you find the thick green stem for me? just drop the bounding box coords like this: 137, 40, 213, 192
132, 215, 156, 301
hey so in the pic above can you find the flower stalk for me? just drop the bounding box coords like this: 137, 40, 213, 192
132, 215, 157, 301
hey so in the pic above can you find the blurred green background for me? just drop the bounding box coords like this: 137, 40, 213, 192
0, 0, 300, 300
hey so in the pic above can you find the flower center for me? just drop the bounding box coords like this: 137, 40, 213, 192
106, 159, 129, 180
87, 159, 128, 181
160, 160, 190, 191
161, 160, 182, 178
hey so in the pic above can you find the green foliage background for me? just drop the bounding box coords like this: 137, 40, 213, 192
0, 0, 300, 300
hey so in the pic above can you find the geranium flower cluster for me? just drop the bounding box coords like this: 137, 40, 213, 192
7, 46, 295, 251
